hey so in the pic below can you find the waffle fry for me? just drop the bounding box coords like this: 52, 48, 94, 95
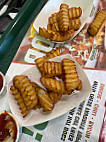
40, 77, 65, 94
69, 7, 82, 19
48, 16, 54, 24
49, 92, 62, 103
69, 18, 81, 31
10, 86, 29, 118
46, 47, 61, 58
62, 59, 81, 91
59, 4, 70, 31
43, 61, 62, 77
35, 47, 61, 73
39, 27, 53, 39
35, 56, 48, 72
38, 88, 54, 112
77, 80, 82, 90
52, 23, 60, 32
87, 10, 106, 36
47, 24, 52, 30
13, 75, 38, 109
51, 29, 75, 42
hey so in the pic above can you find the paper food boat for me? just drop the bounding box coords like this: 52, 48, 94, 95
33, 0, 93, 42
7, 54, 91, 126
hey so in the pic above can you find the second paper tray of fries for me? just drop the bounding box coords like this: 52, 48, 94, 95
33, 0, 93, 42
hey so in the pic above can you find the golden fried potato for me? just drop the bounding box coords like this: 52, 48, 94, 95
10, 86, 29, 118
35, 56, 48, 72
51, 29, 75, 42
69, 18, 81, 31
87, 10, 106, 36
39, 27, 53, 39
40, 77, 65, 94
47, 24, 52, 30
38, 88, 54, 112
13, 75, 38, 109
31, 82, 40, 91
49, 92, 62, 103
46, 47, 61, 58
48, 12, 59, 24
62, 59, 81, 91
59, 4, 70, 31
35, 47, 61, 73
43, 61, 62, 77
52, 22, 60, 32
48, 16, 54, 24
76, 80, 82, 90
69, 7, 82, 19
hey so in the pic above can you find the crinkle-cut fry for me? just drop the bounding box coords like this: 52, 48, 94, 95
51, 29, 75, 42
40, 77, 65, 94
48, 12, 59, 24
52, 22, 60, 32
69, 7, 82, 19
43, 61, 62, 77
76, 80, 82, 90
38, 88, 54, 112
39, 27, 53, 39
49, 92, 62, 103
35, 47, 61, 73
48, 16, 54, 24
46, 47, 61, 58
10, 86, 29, 118
59, 3, 70, 31
87, 10, 106, 36
31, 82, 40, 91
47, 24, 52, 30
69, 18, 81, 31
13, 75, 38, 108
20, 91, 34, 109
62, 59, 81, 91
35, 56, 48, 72
51, 13, 60, 32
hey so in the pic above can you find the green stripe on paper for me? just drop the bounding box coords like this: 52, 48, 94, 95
35, 133, 43, 141
33, 121, 48, 130
22, 127, 34, 136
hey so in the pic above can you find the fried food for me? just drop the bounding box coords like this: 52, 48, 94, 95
10, 86, 29, 118
31, 82, 40, 91
49, 92, 62, 103
38, 88, 54, 112
43, 61, 62, 77
35, 56, 48, 72
51, 29, 75, 42
47, 24, 52, 30
69, 7, 82, 19
59, 4, 70, 31
69, 18, 81, 31
52, 22, 60, 32
39, 27, 53, 39
35, 47, 61, 73
39, 4, 82, 42
40, 77, 65, 94
51, 13, 60, 32
46, 47, 61, 58
77, 80, 82, 90
87, 10, 106, 36
13, 75, 38, 109
62, 59, 82, 91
